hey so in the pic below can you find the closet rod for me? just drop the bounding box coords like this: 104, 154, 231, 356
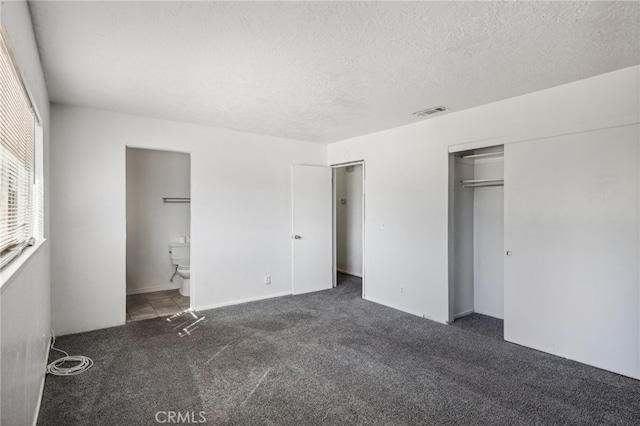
461, 179, 504, 189
162, 197, 190, 203
463, 182, 504, 188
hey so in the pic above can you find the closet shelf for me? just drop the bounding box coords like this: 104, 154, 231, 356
461, 152, 504, 160
461, 179, 504, 188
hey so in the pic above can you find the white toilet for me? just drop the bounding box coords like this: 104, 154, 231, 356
169, 242, 190, 296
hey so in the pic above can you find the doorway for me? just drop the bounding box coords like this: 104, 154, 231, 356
333, 162, 365, 297
448, 145, 504, 325
125, 147, 191, 322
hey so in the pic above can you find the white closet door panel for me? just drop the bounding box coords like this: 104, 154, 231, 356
504, 124, 639, 379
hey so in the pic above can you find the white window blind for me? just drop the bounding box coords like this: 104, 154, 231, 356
0, 29, 41, 269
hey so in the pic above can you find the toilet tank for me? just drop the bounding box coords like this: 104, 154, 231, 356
169, 242, 190, 265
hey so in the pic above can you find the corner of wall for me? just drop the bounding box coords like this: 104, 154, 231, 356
1, 2, 52, 425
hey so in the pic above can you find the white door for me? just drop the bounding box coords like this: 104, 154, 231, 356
292, 165, 333, 295
504, 125, 639, 378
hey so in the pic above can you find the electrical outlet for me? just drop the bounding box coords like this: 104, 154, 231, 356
264, 275, 271, 285
401, 287, 404, 294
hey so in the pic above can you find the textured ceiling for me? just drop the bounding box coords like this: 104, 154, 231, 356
29, 1, 640, 143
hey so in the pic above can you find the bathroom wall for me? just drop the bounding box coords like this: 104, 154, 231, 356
126, 148, 190, 294
0, 1, 52, 425
335, 165, 363, 277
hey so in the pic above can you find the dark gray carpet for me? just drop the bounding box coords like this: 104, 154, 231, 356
38, 274, 640, 425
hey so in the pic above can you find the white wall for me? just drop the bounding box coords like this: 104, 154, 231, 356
0, 1, 51, 425
327, 65, 639, 331
335, 165, 363, 277
1, 243, 50, 426
473, 158, 504, 319
50, 105, 326, 335
452, 158, 474, 317
126, 148, 190, 295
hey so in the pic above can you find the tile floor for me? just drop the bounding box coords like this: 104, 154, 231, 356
126, 289, 190, 322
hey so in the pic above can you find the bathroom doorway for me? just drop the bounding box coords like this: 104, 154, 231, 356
125, 147, 191, 322
333, 162, 365, 297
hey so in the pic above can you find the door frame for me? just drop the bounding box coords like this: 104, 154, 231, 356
124, 146, 193, 315
331, 160, 365, 297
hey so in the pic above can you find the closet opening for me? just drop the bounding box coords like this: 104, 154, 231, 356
332, 162, 365, 297
449, 145, 504, 328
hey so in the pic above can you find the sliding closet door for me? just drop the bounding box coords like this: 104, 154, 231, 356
504, 124, 639, 379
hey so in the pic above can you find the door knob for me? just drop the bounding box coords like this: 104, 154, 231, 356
506, 251, 512, 256
293, 235, 302, 239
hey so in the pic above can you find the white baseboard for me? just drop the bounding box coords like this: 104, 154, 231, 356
363, 295, 446, 324
33, 332, 52, 426
453, 308, 474, 319
196, 291, 292, 312
337, 268, 362, 278
127, 284, 181, 295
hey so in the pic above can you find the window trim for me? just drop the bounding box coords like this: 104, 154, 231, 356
0, 22, 44, 271
0, 23, 42, 124
0, 238, 47, 291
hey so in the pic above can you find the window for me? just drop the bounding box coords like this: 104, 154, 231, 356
0, 28, 43, 269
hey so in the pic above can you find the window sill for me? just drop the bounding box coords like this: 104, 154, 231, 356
0, 238, 48, 292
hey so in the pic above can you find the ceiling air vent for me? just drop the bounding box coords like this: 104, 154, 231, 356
413, 106, 447, 117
